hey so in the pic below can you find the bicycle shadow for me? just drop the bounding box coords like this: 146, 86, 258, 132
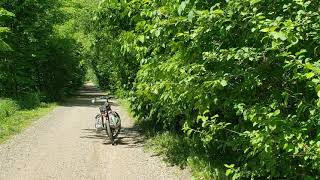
80, 126, 145, 148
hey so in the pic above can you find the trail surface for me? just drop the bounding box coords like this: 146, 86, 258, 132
0, 84, 190, 180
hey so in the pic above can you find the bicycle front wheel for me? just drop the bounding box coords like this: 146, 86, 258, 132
105, 119, 114, 144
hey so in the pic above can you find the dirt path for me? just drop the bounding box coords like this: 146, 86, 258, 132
0, 84, 191, 180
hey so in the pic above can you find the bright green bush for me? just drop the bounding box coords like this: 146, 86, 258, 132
77, 0, 320, 178
0, 99, 18, 119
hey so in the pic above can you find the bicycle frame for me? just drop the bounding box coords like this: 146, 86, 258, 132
93, 96, 118, 145
100, 110, 111, 127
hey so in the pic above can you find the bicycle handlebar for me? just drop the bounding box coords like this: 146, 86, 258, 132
91, 96, 113, 104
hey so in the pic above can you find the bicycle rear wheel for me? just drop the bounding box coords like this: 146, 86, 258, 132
95, 114, 103, 131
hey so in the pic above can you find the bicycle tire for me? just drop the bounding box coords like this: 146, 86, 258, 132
113, 126, 121, 139
111, 111, 121, 139
95, 114, 103, 130
105, 118, 114, 144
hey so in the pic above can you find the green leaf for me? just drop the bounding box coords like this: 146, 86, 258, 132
260, 28, 269, 32
0, 8, 15, 18
305, 72, 315, 79
264, 144, 270, 152
260, 26, 276, 32
0, 27, 10, 33
155, 29, 161, 37
137, 35, 145, 43
187, 10, 194, 22
186, 129, 193, 136
220, 80, 227, 87
212, 9, 224, 15
271, 31, 287, 41
0, 39, 12, 51
316, 85, 320, 92
295, 49, 307, 56
226, 169, 233, 176
269, 125, 276, 131
178, 1, 187, 15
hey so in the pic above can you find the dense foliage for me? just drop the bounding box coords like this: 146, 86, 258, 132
81, 0, 320, 179
0, 0, 85, 101
1, 0, 320, 179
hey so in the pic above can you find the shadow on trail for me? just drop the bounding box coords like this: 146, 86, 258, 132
80, 127, 145, 148
61, 83, 118, 107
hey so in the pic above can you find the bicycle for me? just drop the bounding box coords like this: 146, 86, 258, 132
92, 96, 121, 145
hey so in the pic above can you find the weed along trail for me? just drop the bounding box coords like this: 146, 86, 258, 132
0, 84, 190, 180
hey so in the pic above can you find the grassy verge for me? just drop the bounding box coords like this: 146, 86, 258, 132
118, 98, 135, 118
118, 98, 226, 180
145, 132, 227, 180
0, 103, 57, 143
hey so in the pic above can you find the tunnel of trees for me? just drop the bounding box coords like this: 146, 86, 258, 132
1, 0, 320, 179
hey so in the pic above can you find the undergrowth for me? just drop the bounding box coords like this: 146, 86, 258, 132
0, 102, 56, 143
119, 98, 227, 179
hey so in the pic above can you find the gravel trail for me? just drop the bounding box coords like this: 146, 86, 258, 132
0, 84, 191, 180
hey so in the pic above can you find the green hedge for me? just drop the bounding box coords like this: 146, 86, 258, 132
82, 0, 320, 178
130, 1, 320, 178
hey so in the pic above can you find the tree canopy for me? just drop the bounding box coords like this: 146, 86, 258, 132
0, 0, 85, 100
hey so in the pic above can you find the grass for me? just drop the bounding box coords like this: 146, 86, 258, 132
117, 98, 227, 180
0, 103, 57, 143
145, 132, 227, 180
118, 98, 135, 118
0, 99, 19, 118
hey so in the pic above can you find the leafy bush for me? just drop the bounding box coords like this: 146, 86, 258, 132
129, 0, 320, 178
17, 93, 41, 109
75, 0, 320, 178
0, 99, 18, 119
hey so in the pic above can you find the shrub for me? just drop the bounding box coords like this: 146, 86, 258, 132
17, 93, 41, 109
129, 0, 320, 178
83, 0, 320, 178
0, 99, 19, 120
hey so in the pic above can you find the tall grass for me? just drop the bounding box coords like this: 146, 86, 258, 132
0, 103, 56, 143
0, 99, 19, 120
0, 95, 56, 143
